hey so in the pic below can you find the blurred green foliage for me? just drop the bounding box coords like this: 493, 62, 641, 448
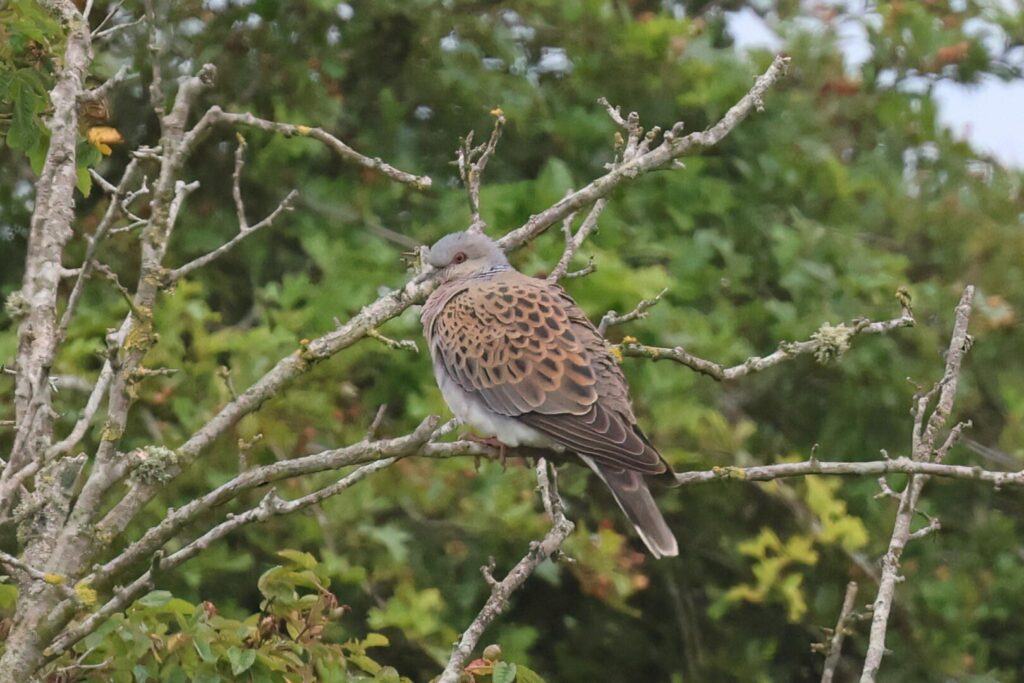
2, 0, 1024, 680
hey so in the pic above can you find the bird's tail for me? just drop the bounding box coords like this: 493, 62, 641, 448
581, 456, 679, 558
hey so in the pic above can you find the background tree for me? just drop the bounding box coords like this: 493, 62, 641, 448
1, 1, 1023, 682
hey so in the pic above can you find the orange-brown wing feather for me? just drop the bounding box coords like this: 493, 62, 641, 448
426, 272, 667, 475
428, 273, 599, 416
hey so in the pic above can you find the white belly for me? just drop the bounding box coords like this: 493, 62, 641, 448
435, 364, 552, 448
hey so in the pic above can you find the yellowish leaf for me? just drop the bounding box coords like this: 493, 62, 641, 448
87, 126, 124, 156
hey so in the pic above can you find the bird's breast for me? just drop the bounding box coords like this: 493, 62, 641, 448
432, 357, 551, 448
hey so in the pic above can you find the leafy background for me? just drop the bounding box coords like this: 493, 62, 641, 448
2, 0, 1024, 681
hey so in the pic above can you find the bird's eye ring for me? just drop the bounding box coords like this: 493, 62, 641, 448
452, 252, 467, 265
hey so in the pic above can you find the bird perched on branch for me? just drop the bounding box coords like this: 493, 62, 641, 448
421, 231, 678, 558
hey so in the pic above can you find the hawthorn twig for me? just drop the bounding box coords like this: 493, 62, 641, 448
859, 286, 974, 683
618, 308, 915, 380
436, 458, 574, 683
459, 111, 506, 233
819, 581, 859, 683
598, 288, 668, 335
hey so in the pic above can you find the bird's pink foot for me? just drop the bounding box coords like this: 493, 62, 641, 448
462, 434, 509, 470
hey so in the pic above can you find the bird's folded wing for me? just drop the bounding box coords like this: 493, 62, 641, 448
427, 273, 664, 474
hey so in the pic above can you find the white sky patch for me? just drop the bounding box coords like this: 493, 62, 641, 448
935, 77, 1024, 168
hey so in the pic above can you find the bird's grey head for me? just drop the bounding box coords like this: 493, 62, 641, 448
425, 231, 510, 283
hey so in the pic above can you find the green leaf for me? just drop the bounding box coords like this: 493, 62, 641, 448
161, 667, 187, 683
493, 661, 517, 683
192, 636, 217, 663
76, 165, 92, 197
227, 646, 257, 675
136, 590, 173, 608
515, 665, 547, 683
276, 549, 318, 570
362, 632, 389, 648
349, 653, 382, 675
6, 78, 41, 151
132, 663, 154, 683
26, 133, 48, 173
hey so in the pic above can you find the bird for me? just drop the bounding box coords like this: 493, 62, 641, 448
420, 230, 679, 558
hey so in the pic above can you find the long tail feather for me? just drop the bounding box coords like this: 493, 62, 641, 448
581, 456, 679, 558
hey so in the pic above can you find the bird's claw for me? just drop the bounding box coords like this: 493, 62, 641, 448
462, 434, 508, 470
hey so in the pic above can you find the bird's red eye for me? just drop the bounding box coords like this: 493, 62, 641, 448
452, 252, 467, 264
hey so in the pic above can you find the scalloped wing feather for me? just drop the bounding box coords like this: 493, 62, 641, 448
423, 271, 667, 475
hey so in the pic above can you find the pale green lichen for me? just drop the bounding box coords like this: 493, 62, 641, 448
131, 445, 180, 485
811, 322, 852, 364
4, 289, 29, 320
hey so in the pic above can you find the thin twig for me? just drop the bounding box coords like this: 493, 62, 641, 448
436, 458, 574, 683
547, 199, 607, 282
618, 309, 914, 380
181, 107, 431, 190
458, 111, 506, 233
819, 581, 859, 683
166, 137, 297, 282
598, 288, 668, 335
366, 328, 420, 353
859, 286, 974, 683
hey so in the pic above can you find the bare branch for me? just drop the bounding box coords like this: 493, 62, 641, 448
547, 198, 607, 282
79, 66, 136, 103
85, 417, 441, 592
8, 0, 96, 475
498, 55, 790, 251
563, 258, 597, 279
860, 286, 974, 683
166, 137, 298, 282
142, 0, 165, 117
619, 309, 915, 381
94, 12, 143, 41
819, 581, 859, 683
906, 516, 941, 541
182, 107, 431, 190
458, 111, 506, 233
672, 454, 1022, 488
598, 288, 668, 335
437, 458, 574, 683
0, 551, 80, 605
47, 456, 400, 657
